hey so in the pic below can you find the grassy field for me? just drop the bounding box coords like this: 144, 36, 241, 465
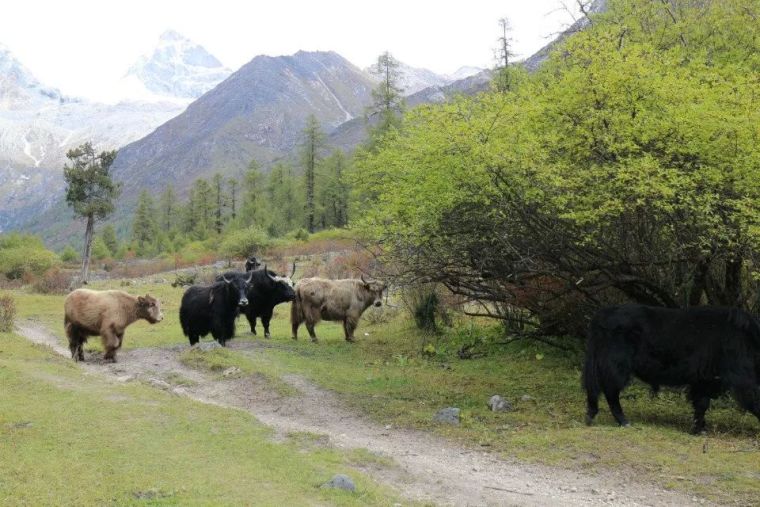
0, 329, 405, 506
6, 281, 760, 504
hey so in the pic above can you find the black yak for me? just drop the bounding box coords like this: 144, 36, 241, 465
583, 304, 760, 433
64, 289, 163, 362
179, 273, 252, 346
291, 275, 386, 342
216, 264, 295, 338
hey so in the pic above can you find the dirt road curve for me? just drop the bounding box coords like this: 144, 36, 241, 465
17, 321, 704, 507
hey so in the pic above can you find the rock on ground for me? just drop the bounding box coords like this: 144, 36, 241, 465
321, 474, 356, 492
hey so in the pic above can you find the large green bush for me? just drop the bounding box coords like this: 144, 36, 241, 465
0, 233, 60, 280
218, 226, 272, 259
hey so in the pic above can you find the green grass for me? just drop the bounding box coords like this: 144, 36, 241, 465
7, 280, 760, 504
0, 331, 403, 506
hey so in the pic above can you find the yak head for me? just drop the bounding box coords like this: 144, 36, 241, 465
221, 272, 253, 307
264, 263, 296, 303
361, 274, 387, 307
137, 294, 164, 323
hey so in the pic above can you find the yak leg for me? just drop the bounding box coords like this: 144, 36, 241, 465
305, 321, 318, 343
585, 389, 600, 426
101, 327, 120, 362
688, 386, 711, 434
244, 308, 257, 335
603, 386, 630, 427
261, 307, 274, 338
731, 382, 760, 423
66, 324, 86, 362
343, 318, 357, 342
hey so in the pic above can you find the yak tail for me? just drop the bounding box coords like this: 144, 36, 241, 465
290, 290, 303, 328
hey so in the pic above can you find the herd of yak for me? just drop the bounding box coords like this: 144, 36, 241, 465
61, 257, 760, 434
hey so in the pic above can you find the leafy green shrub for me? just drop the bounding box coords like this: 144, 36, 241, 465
0, 233, 60, 280
60, 245, 80, 263
0, 294, 15, 332
218, 226, 272, 259
91, 236, 111, 260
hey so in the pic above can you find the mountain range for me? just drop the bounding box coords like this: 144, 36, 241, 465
1, 32, 497, 243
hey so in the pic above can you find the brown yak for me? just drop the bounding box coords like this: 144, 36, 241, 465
64, 289, 163, 362
291, 275, 386, 342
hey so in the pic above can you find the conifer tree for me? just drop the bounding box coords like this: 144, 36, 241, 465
63, 142, 120, 282
159, 185, 178, 233
300, 115, 325, 233
131, 190, 158, 256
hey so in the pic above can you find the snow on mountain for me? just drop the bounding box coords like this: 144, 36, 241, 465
0, 40, 206, 231
122, 30, 231, 101
445, 66, 484, 81
364, 61, 486, 96
0, 43, 65, 110
364, 60, 448, 96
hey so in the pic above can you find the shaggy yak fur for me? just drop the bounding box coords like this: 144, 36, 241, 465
64, 289, 163, 362
291, 275, 386, 343
584, 304, 760, 434
216, 264, 295, 338
179, 273, 251, 346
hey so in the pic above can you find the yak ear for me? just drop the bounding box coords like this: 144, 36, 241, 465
137, 296, 147, 306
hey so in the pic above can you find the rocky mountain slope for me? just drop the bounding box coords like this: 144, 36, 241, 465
110, 50, 376, 197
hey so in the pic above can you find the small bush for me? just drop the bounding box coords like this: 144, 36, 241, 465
218, 226, 272, 259
402, 284, 450, 333
0, 295, 16, 332
32, 268, 73, 294
60, 245, 80, 263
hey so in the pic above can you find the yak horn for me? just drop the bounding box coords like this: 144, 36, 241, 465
246, 271, 253, 283
222, 275, 231, 284
263, 264, 276, 281
290, 262, 296, 279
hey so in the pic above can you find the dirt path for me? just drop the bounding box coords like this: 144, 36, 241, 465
17, 320, 704, 507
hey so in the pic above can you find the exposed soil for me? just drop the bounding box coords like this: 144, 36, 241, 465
17, 320, 706, 507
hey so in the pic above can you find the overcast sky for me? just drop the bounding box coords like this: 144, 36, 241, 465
1, 0, 580, 100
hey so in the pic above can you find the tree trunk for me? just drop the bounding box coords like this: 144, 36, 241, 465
81, 214, 94, 283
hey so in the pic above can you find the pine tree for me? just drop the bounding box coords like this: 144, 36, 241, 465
192, 178, 213, 238
241, 160, 265, 227
366, 51, 405, 146
320, 149, 350, 228
494, 17, 516, 92
159, 185, 178, 233
131, 190, 158, 256
100, 224, 118, 257
228, 177, 238, 221
300, 115, 325, 233
63, 142, 120, 282
212, 173, 226, 234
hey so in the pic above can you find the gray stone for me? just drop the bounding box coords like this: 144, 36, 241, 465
197, 341, 222, 351
321, 474, 356, 492
488, 395, 513, 412
433, 407, 460, 425
222, 366, 241, 377
521, 394, 535, 402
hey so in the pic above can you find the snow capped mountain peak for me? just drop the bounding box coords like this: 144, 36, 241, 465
123, 30, 231, 101
446, 66, 485, 81
0, 42, 64, 110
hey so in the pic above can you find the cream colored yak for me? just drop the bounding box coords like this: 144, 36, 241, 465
291, 275, 386, 342
64, 289, 163, 362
